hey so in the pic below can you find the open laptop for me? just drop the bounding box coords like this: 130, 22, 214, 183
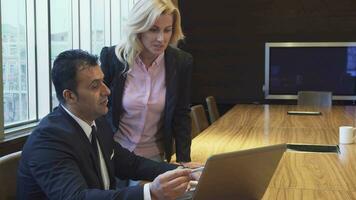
178, 143, 286, 200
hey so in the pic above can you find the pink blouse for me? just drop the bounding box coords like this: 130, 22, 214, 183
114, 53, 166, 158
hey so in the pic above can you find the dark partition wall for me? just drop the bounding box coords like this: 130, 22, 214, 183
178, 0, 356, 104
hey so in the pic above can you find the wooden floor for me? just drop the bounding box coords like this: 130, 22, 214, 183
188, 104, 356, 200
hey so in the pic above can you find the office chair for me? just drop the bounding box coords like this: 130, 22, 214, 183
191, 105, 209, 135
190, 111, 200, 139
297, 91, 332, 107
0, 151, 22, 200
206, 96, 220, 123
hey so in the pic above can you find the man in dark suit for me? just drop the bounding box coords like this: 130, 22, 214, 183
17, 49, 194, 200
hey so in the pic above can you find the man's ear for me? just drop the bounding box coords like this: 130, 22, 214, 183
63, 89, 77, 104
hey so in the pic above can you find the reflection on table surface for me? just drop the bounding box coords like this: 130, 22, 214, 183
187, 104, 356, 200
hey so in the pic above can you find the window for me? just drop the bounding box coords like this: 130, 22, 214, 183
120, 0, 136, 40
91, 0, 105, 55
50, 0, 73, 108
1, 0, 33, 127
111, 0, 136, 45
0, 0, 136, 137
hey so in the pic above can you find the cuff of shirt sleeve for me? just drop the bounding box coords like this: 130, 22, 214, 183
143, 183, 152, 200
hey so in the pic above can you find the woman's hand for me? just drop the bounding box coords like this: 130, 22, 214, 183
179, 161, 204, 169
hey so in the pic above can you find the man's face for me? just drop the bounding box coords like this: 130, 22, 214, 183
70, 65, 110, 122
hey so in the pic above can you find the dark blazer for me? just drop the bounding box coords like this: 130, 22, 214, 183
100, 45, 193, 162
17, 106, 176, 200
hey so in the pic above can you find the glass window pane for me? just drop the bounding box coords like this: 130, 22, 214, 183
1, 0, 29, 126
50, 0, 73, 108
4, 93, 19, 123
121, 0, 130, 38
91, 0, 105, 55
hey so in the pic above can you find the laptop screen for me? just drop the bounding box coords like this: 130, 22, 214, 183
191, 144, 286, 200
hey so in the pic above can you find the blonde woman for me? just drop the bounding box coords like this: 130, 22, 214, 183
100, 0, 193, 166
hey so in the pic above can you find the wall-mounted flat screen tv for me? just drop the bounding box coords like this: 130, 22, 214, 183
264, 42, 356, 100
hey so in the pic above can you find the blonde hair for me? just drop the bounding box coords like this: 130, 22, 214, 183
116, 0, 184, 67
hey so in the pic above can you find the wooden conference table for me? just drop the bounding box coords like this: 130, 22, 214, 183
189, 104, 356, 200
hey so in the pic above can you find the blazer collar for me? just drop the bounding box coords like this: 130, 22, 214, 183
164, 46, 177, 85
60, 104, 95, 140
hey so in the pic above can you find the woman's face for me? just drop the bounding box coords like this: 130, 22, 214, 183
140, 14, 173, 58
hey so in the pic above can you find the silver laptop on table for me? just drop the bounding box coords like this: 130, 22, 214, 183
178, 143, 286, 200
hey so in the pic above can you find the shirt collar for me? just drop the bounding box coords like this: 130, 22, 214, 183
61, 104, 96, 140
135, 52, 165, 70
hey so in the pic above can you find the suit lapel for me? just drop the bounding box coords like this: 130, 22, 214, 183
163, 47, 178, 158
112, 61, 127, 130
58, 106, 104, 189
95, 120, 116, 188
165, 46, 177, 108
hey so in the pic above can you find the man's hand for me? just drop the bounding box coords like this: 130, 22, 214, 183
149, 168, 191, 200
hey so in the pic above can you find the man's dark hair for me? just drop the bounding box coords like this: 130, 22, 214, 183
51, 49, 98, 104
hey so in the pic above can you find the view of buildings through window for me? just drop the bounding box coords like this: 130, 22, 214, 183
1, 0, 29, 126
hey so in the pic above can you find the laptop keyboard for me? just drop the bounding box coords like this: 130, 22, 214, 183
176, 181, 198, 200
176, 189, 195, 200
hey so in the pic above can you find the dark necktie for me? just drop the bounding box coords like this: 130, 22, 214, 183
91, 125, 104, 188
91, 125, 99, 157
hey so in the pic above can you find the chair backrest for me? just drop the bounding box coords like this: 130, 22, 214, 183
206, 96, 220, 123
191, 105, 209, 134
190, 111, 199, 139
0, 151, 22, 200
297, 91, 332, 107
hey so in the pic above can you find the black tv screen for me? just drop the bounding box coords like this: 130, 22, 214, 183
264, 42, 356, 100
